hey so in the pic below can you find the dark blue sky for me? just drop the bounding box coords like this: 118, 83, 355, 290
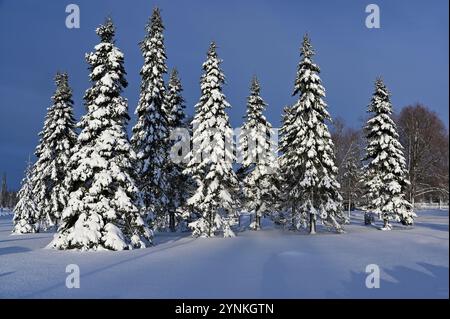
0, 0, 448, 189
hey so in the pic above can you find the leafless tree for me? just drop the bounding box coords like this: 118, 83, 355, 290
331, 118, 364, 211
397, 104, 449, 205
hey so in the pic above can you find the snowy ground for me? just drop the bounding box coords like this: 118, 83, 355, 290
0, 209, 13, 217
0, 210, 448, 298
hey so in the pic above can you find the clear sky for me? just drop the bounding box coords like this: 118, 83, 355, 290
0, 0, 448, 189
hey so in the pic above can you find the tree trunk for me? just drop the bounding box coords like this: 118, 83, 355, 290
291, 205, 296, 230
309, 190, 316, 234
169, 211, 176, 232
208, 211, 212, 237
348, 195, 352, 219
254, 213, 261, 230
309, 213, 316, 234
383, 218, 390, 229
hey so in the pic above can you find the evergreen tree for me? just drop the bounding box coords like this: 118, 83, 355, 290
12, 161, 38, 234
32, 72, 77, 228
0, 173, 7, 208
51, 18, 152, 250
279, 35, 345, 234
164, 68, 189, 231
131, 7, 170, 229
238, 77, 278, 230
184, 42, 238, 238
362, 78, 415, 229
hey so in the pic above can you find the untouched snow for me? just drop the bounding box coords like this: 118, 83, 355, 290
0, 209, 13, 216
0, 210, 448, 298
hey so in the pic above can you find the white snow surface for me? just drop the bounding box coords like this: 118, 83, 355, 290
0, 210, 448, 298
0, 209, 13, 217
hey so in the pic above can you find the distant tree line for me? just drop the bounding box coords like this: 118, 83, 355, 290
0, 173, 18, 210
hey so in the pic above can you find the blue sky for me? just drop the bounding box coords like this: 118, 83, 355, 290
0, 0, 448, 189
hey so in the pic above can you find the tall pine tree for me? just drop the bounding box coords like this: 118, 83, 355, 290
279, 35, 345, 234
362, 78, 415, 229
32, 72, 77, 228
12, 160, 38, 234
131, 7, 170, 229
163, 68, 190, 231
238, 77, 278, 230
51, 18, 152, 250
184, 42, 238, 238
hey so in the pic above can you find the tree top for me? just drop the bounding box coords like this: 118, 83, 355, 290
96, 17, 115, 43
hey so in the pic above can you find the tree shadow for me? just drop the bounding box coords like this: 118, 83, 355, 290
416, 222, 449, 232
0, 246, 31, 256
1, 234, 53, 244
23, 236, 197, 298
0, 271, 15, 278
152, 231, 191, 245
327, 262, 448, 298
415, 210, 449, 217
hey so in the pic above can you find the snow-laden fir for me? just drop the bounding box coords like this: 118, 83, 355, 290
237, 77, 279, 230
131, 8, 170, 230
12, 160, 38, 234
279, 35, 346, 233
50, 18, 152, 251
183, 42, 239, 238
163, 68, 191, 231
362, 78, 416, 229
32, 72, 77, 230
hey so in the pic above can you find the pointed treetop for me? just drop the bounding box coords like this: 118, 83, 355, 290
250, 75, 260, 95
169, 67, 179, 83
53, 72, 72, 102
54, 72, 68, 87
375, 77, 389, 95
369, 77, 392, 114
145, 7, 164, 36
301, 33, 315, 59
96, 17, 115, 43
208, 41, 217, 57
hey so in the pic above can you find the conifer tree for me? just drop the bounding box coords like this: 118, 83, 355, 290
279, 35, 345, 233
12, 160, 38, 234
184, 42, 238, 237
163, 68, 189, 231
131, 7, 170, 229
51, 18, 152, 250
362, 78, 415, 229
32, 72, 77, 228
238, 77, 278, 230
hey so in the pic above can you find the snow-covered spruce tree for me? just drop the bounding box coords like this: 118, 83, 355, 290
32, 72, 77, 229
238, 77, 278, 230
183, 42, 239, 238
362, 78, 415, 229
131, 7, 170, 230
12, 160, 38, 234
163, 68, 190, 231
50, 18, 152, 251
279, 35, 345, 234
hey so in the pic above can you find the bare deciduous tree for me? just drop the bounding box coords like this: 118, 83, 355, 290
397, 104, 449, 205
331, 118, 364, 212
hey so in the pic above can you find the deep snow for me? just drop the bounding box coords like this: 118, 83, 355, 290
0, 209, 448, 298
